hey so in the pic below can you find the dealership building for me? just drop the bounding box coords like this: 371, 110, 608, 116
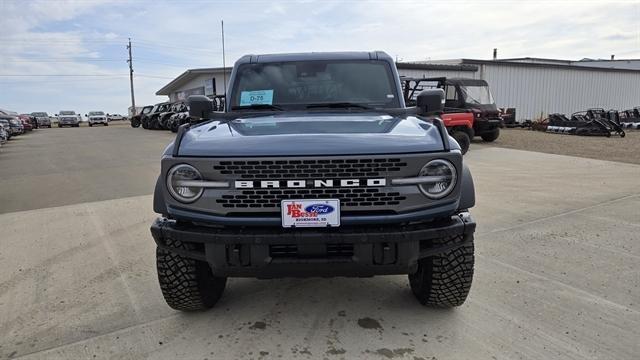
156, 57, 640, 122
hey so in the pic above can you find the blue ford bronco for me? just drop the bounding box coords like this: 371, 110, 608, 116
151, 51, 476, 310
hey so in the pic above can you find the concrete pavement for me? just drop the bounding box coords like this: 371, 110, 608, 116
0, 128, 639, 359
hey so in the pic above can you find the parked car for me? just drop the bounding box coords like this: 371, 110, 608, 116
167, 103, 190, 132
107, 113, 126, 121
143, 102, 171, 129
19, 114, 38, 129
3, 117, 24, 135
57, 111, 80, 127
0, 120, 10, 142
86, 111, 109, 126
130, 105, 153, 128
18, 115, 34, 131
31, 112, 51, 128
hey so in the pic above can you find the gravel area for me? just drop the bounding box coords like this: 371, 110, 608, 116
477, 128, 640, 165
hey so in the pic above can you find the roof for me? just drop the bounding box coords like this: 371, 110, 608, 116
236, 51, 394, 64
156, 67, 228, 96
459, 59, 640, 73
395, 62, 478, 72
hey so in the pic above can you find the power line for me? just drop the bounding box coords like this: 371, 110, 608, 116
2, 58, 124, 62
0, 74, 127, 77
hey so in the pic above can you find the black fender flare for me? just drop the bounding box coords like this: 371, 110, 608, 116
153, 175, 167, 215
458, 164, 475, 210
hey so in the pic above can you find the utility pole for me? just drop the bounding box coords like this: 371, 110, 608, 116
221, 20, 226, 101
127, 38, 136, 115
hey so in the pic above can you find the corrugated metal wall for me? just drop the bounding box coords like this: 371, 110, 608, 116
482, 64, 640, 121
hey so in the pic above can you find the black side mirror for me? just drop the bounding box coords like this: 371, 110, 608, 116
188, 95, 214, 118
416, 89, 445, 116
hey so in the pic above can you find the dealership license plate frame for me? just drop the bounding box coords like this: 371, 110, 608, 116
281, 199, 340, 228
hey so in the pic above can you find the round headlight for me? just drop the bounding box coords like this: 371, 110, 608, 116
167, 164, 204, 203
418, 159, 457, 199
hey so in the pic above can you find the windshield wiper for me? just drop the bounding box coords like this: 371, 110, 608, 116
231, 104, 284, 111
306, 102, 373, 110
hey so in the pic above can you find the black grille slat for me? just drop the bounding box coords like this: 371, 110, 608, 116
213, 158, 407, 179
215, 187, 407, 208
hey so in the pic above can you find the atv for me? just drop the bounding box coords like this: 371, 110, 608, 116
401, 77, 503, 146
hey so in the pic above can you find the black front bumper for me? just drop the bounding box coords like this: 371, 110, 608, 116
150, 212, 475, 278
474, 117, 502, 134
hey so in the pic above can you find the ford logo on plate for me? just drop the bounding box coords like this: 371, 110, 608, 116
305, 204, 334, 214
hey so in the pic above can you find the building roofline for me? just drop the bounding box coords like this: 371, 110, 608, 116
460, 58, 640, 73
395, 62, 478, 72
155, 67, 227, 95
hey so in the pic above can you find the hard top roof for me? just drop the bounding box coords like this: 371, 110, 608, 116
236, 51, 394, 65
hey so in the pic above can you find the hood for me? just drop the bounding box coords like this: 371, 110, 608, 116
175, 112, 449, 157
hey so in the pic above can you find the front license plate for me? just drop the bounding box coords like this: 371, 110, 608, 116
281, 199, 340, 228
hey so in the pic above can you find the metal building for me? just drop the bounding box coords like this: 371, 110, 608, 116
396, 59, 640, 122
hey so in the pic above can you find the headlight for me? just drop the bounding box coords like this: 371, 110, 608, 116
166, 164, 204, 203
418, 159, 457, 199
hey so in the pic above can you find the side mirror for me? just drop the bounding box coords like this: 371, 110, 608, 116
188, 95, 214, 118
416, 89, 445, 116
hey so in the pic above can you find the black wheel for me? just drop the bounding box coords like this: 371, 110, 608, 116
480, 128, 499, 142
131, 118, 141, 128
58, 124, 62, 128
451, 131, 471, 155
409, 234, 474, 307
89, 123, 93, 127
142, 118, 149, 129
104, 123, 108, 126
170, 121, 179, 133
156, 238, 227, 311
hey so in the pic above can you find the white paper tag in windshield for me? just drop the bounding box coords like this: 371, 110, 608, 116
240, 90, 274, 106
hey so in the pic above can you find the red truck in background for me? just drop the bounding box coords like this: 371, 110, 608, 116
440, 112, 474, 154
401, 76, 503, 154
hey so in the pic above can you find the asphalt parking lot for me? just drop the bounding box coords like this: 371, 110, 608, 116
1, 124, 639, 359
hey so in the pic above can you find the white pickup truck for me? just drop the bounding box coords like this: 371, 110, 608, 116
86, 111, 109, 126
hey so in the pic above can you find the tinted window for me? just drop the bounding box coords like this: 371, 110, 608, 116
232, 60, 399, 109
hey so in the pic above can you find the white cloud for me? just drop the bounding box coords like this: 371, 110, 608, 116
0, 0, 638, 115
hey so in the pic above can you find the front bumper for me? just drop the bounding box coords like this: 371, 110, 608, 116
474, 117, 502, 134
150, 212, 475, 278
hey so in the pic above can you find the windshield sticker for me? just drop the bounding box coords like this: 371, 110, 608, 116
240, 90, 274, 106
386, 94, 395, 98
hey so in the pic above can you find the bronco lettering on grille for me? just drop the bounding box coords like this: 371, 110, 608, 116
235, 178, 386, 189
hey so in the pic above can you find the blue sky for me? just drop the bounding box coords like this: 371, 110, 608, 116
1, 0, 639, 115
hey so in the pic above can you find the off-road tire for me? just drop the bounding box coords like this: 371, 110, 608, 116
89, 123, 93, 127
409, 234, 474, 307
480, 128, 499, 142
131, 118, 141, 128
451, 131, 471, 155
156, 238, 227, 311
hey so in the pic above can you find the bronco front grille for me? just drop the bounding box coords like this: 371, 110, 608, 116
213, 158, 408, 179
216, 188, 407, 209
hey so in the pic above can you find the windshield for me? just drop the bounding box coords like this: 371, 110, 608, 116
60, 111, 75, 115
231, 60, 400, 109
89, 111, 104, 116
460, 85, 495, 105
32, 112, 48, 117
